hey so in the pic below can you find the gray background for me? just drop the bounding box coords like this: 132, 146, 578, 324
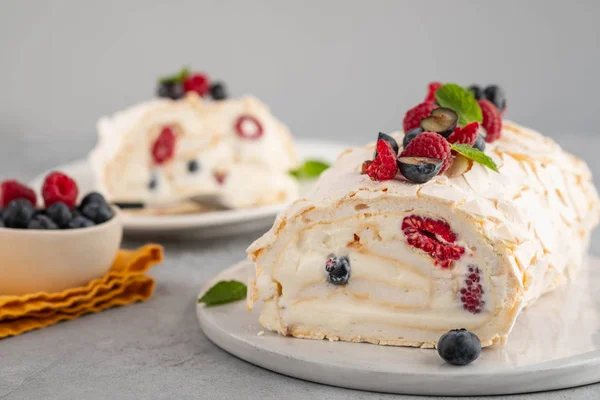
1, 1, 600, 399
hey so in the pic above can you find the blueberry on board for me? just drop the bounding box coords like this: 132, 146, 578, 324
81, 203, 113, 224
483, 85, 506, 112
67, 216, 95, 229
398, 156, 443, 183
46, 202, 73, 228
2, 199, 35, 229
403, 128, 423, 148
437, 329, 481, 366
80, 192, 108, 209
27, 215, 59, 230
210, 82, 228, 100
467, 85, 483, 100
325, 256, 350, 285
157, 80, 185, 100
473, 135, 486, 152
420, 108, 458, 138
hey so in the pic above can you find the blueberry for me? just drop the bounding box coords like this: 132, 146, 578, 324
80, 192, 108, 209
398, 156, 443, 183
483, 85, 506, 112
67, 216, 95, 229
148, 174, 158, 191
467, 85, 483, 100
157, 80, 185, 100
27, 215, 59, 230
376, 132, 399, 154
473, 135, 486, 152
403, 128, 423, 148
81, 203, 113, 224
437, 329, 481, 366
420, 108, 458, 138
46, 202, 73, 228
210, 82, 228, 100
325, 256, 350, 285
187, 160, 200, 173
2, 199, 35, 229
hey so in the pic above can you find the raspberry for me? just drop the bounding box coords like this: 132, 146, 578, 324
401, 215, 465, 269
447, 122, 479, 146
424, 82, 442, 102
460, 266, 485, 313
183, 73, 210, 96
365, 139, 398, 181
235, 115, 264, 140
42, 172, 78, 208
152, 126, 177, 164
478, 100, 502, 143
402, 101, 437, 132
0, 180, 37, 207
400, 132, 452, 173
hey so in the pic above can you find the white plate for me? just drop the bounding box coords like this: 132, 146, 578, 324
196, 258, 600, 396
30, 139, 349, 236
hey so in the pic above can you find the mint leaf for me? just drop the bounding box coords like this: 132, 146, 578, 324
159, 66, 190, 84
290, 160, 330, 179
451, 143, 499, 172
198, 280, 247, 306
435, 83, 483, 126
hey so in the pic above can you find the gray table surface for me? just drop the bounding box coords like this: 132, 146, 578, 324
1, 135, 599, 400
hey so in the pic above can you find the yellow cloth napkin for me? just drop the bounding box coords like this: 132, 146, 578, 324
0, 244, 163, 339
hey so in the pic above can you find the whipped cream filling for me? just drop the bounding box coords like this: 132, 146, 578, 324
247, 121, 600, 348
89, 94, 298, 208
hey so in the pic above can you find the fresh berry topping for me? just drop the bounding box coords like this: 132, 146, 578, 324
400, 132, 452, 173
148, 173, 158, 190
437, 329, 481, 366
447, 122, 479, 146
183, 73, 210, 96
80, 192, 108, 210
420, 108, 458, 138
152, 126, 177, 164
157, 81, 185, 100
210, 82, 228, 100
397, 156, 442, 184
46, 202, 73, 228
0, 217, 4, 228
402, 101, 437, 132
0, 180, 37, 208
214, 171, 227, 185
478, 100, 502, 143
67, 215, 95, 229
235, 115, 264, 140
401, 215, 465, 269
42, 172, 78, 208
2, 199, 35, 229
187, 160, 200, 173
325, 255, 350, 285
460, 265, 485, 313
403, 128, 423, 149
28, 214, 59, 230
473, 135, 486, 152
81, 202, 113, 224
467, 85, 483, 100
424, 82, 442, 102
483, 85, 506, 112
365, 139, 399, 181
375, 132, 399, 155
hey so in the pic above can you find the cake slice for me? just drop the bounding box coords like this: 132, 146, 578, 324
246, 84, 600, 348
89, 71, 297, 209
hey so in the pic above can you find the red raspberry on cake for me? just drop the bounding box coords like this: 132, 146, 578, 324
183, 73, 210, 96
424, 82, 442, 102
0, 180, 37, 207
365, 139, 399, 181
42, 171, 79, 208
400, 131, 452, 173
447, 122, 480, 146
402, 101, 437, 132
478, 100, 502, 143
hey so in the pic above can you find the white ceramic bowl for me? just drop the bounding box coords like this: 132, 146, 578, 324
0, 207, 123, 295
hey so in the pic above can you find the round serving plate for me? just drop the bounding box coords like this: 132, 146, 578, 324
196, 258, 600, 396
29, 139, 349, 236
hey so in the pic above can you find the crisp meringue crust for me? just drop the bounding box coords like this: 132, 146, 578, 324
89, 93, 298, 209
246, 121, 600, 348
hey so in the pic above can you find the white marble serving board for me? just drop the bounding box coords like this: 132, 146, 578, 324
196, 258, 600, 396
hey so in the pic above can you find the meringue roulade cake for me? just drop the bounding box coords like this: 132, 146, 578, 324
246, 83, 600, 348
89, 69, 298, 210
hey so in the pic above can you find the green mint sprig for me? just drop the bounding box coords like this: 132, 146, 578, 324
159, 66, 190, 84
198, 280, 247, 306
290, 160, 330, 179
451, 143, 498, 172
435, 83, 483, 126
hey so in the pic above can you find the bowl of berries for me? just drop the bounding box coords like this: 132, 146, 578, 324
0, 172, 122, 295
